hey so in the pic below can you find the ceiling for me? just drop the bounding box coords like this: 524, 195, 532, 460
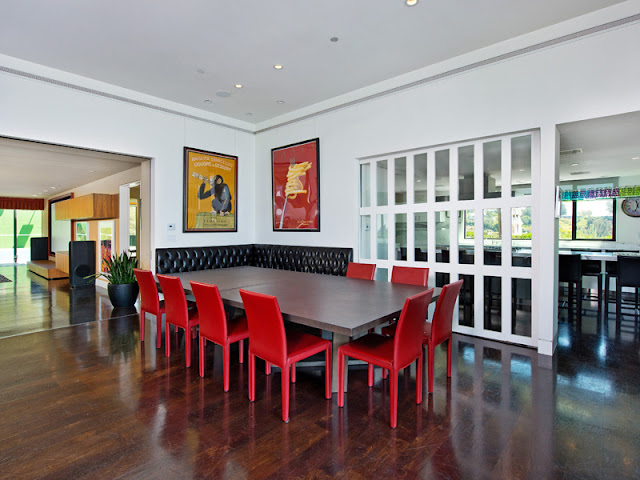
0, 137, 144, 199
0, 0, 624, 124
558, 111, 640, 183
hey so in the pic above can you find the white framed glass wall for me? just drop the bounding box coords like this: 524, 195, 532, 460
358, 131, 540, 347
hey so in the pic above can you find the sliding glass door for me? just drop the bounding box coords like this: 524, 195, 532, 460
0, 209, 43, 264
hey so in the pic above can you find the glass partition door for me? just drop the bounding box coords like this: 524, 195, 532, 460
358, 131, 539, 347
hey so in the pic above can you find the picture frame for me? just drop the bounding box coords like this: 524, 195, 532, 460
183, 147, 238, 232
98, 220, 114, 273
271, 138, 320, 231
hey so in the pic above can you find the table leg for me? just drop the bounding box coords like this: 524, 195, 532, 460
332, 333, 350, 393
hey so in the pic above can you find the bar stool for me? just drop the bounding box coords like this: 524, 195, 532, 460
581, 259, 602, 317
616, 257, 640, 324
559, 254, 582, 323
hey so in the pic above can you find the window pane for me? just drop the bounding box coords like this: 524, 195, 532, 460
395, 157, 407, 205
483, 140, 501, 199
414, 212, 427, 262
395, 213, 407, 260
511, 135, 532, 197
360, 163, 370, 207
436, 212, 450, 263
76, 221, 88, 241
460, 210, 474, 265
458, 145, 474, 201
435, 150, 450, 202
484, 276, 501, 332
436, 272, 450, 288
375, 267, 388, 282
512, 278, 532, 337
376, 214, 388, 260
376, 160, 388, 206
559, 201, 573, 240
459, 274, 474, 327
15, 210, 43, 264
512, 207, 531, 267
484, 208, 501, 266
360, 215, 371, 259
575, 199, 614, 240
414, 153, 428, 203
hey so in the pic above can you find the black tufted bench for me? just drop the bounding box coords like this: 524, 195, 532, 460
156, 244, 353, 277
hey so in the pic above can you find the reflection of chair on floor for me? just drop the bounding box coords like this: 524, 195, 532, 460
559, 254, 582, 323
616, 257, 640, 324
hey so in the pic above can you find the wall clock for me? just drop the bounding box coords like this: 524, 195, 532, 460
621, 197, 640, 217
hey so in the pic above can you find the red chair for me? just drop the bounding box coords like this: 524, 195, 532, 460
338, 289, 434, 428
190, 281, 249, 391
424, 279, 463, 393
157, 274, 200, 367
391, 265, 429, 287
239, 289, 332, 423
346, 262, 376, 280
133, 268, 165, 348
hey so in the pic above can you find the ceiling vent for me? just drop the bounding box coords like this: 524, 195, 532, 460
560, 148, 583, 156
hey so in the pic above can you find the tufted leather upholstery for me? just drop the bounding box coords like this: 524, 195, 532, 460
156, 244, 353, 276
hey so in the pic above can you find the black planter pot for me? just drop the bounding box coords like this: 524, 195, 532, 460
107, 282, 140, 308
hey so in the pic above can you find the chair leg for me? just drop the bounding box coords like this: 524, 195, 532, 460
165, 322, 171, 357
597, 274, 602, 318
185, 327, 191, 368
192, 327, 197, 339
604, 275, 610, 319
156, 314, 162, 349
416, 352, 423, 405
617, 282, 622, 323
223, 343, 230, 392
265, 362, 271, 375
281, 363, 290, 423
199, 337, 205, 377
239, 339, 244, 364
427, 343, 435, 394
577, 279, 582, 323
325, 346, 332, 400
338, 351, 346, 407
249, 354, 256, 402
447, 338, 452, 378
291, 363, 296, 383
140, 309, 146, 342
390, 369, 398, 429
382, 368, 388, 380
368, 363, 374, 387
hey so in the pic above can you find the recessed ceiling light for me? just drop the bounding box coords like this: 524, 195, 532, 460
330, 37, 339, 43
32, 194, 37, 197
50, 186, 56, 189
89, 170, 96, 173
633, 157, 640, 160
196, 68, 205, 75
416, 179, 422, 183
235, 84, 243, 89
245, 112, 253, 116
276, 100, 285, 104
216, 90, 231, 98
203, 99, 212, 104
274, 64, 283, 70
406, 0, 418, 5
519, 169, 525, 172
570, 162, 579, 167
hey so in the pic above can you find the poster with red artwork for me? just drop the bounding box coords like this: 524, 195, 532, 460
271, 138, 320, 231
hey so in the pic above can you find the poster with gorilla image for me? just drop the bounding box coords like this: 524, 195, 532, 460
183, 147, 237, 232
271, 138, 320, 231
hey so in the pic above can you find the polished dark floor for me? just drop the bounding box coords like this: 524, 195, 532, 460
1, 266, 639, 479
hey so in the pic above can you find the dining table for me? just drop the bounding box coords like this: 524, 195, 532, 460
169, 266, 440, 392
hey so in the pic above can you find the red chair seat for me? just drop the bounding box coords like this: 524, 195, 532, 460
227, 315, 249, 342
338, 334, 394, 368
286, 330, 332, 363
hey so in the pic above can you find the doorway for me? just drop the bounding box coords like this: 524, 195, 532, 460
0, 208, 43, 264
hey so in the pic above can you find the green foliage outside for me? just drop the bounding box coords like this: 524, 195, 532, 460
559, 200, 614, 240
0, 209, 43, 249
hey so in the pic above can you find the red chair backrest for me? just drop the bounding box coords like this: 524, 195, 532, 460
239, 289, 287, 368
346, 262, 376, 280
391, 266, 429, 286
429, 280, 464, 345
190, 281, 227, 344
133, 268, 161, 315
157, 274, 190, 328
394, 289, 434, 368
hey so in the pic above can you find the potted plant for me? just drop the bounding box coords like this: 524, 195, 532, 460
93, 251, 140, 308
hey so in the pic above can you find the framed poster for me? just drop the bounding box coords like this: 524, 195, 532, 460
98, 220, 114, 273
183, 147, 238, 232
271, 138, 320, 231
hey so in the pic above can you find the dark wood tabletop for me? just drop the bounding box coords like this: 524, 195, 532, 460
173, 266, 439, 337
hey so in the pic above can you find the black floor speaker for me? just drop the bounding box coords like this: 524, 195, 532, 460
69, 241, 96, 289
30, 237, 49, 261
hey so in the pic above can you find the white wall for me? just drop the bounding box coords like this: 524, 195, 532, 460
0, 58, 256, 271
254, 15, 640, 354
